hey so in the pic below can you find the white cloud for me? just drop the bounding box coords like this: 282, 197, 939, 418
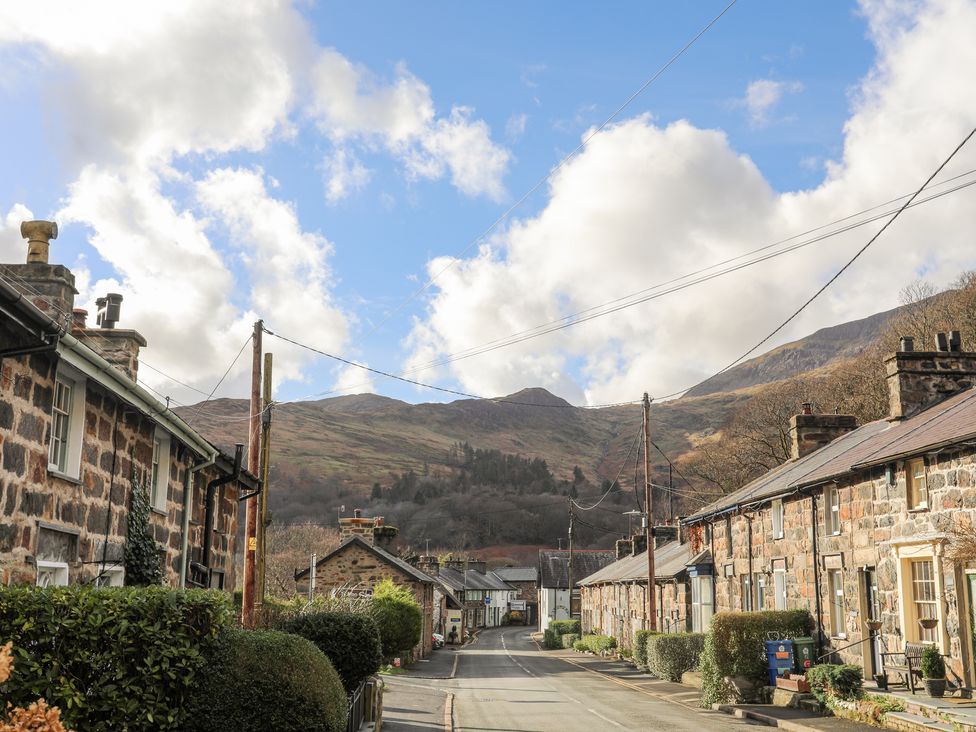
406, 0, 976, 404
333, 362, 376, 395
323, 149, 371, 204
0, 203, 32, 262
506, 113, 528, 141
741, 79, 804, 128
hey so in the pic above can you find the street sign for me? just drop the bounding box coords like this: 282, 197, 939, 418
485, 596, 491, 605
510, 600, 526, 611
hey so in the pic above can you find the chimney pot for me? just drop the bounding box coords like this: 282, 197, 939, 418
801, 402, 812, 415
900, 336, 914, 352
936, 332, 949, 352
97, 293, 123, 329
354, 508, 362, 518
20, 220, 58, 264
72, 309, 88, 331
949, 330, 962, 352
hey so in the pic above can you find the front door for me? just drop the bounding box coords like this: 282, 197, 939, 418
967, 574, 976, 683
864, 568, 883, 677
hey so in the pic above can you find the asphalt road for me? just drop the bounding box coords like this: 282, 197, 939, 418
383, 626, 761, 731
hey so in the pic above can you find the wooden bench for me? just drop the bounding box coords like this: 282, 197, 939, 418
881, 642, 930, 693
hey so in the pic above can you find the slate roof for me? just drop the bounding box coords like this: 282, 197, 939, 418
492, 566, 538, 583
685, 386, 976, 523
294, 535, 435, 583
538, 549, 616, 589
437, 566, 515, 592
577, 541, 692, 586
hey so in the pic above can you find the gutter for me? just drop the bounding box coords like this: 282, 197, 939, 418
179, 451, 217, 588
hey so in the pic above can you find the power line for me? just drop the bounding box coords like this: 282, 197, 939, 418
362, 0, 739, 342
573, 422, 642, 510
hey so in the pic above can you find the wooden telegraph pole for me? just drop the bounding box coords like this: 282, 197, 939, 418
567, 499, 575, 621
256, 352, 273, 606
643, 392, 657, 631
242, 320, 262, 628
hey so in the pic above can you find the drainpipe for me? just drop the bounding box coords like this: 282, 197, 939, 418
746, 513, 754, 611
178, 450, 217, 588
202, 444, 244, 584
811, 492, 824, 659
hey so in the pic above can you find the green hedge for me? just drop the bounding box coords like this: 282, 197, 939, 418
370, 580, 423, 659
550, 619, 581, 636
185, 629, 347, 732
635, 630, 658, 668
0, 585, 231, 731
278, 611, 383, 691
647, 633, 705, 682
807, 663, 863, 703
561, 633, 580, 649
699, 610, 814, 706
573, 638, 588, 652
576, 634, 617, 654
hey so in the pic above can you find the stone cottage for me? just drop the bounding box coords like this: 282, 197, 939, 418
538, 548, 616, 632
0, 220, 255, 590
432, 558, 516, 630
682, 332, 976, 687
294, 513, 436, 658
492, 566, 538, 626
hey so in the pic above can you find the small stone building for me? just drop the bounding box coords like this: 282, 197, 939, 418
492, 566, 538, 626
0, 220, 253, 590
538, 549, 616, 632
683, 333, 976, 687
295, 524, 436, 659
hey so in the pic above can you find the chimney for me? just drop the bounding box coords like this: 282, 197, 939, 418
4, 220, 77, 326
467, 560, 487, 575
632, 534, 647, 555
71, 309, 88, 332
615, 538, 633, 560
653, 525, 678, 548
885, 332, 976, 420
789, 407, 857, 459
77, 293, 147, 381
417, 555, 440, 576
338, 509, 376, 545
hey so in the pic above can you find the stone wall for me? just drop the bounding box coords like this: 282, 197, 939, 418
0, 350, 238, 588
580, 576, 689, 652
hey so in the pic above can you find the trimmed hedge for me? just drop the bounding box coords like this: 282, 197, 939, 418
647, 633, 705, 682
807, 663, 863, 703
699, 610, 814, 706
185, 629, 347, 732
370, 580, 423, 659
561, 633, 580, 649
0, 585, 231, 731
573, 638, 588, 652
550, 619, 581, 636
576, 634, 617, 654
634, 630, 658, 668
278, 611, 383, 691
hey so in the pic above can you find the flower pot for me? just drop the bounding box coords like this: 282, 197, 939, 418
923, 678, 946, 698
873, 673, 888, 691
918, 618, 939, 630
866, 619, 883, 632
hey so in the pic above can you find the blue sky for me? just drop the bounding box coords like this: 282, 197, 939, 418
1, 1, 974, 406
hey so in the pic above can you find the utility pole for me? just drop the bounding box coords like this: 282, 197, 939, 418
308, 552, 317, 601
643, 392, 657, 631
256, 352, 273, 606
567, 499, 575, 621
669, 463, 674, 523
242, 320, 262, 629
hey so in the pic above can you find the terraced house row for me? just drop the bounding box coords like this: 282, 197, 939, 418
581, 331, 976, 687
0, 220, 255, 590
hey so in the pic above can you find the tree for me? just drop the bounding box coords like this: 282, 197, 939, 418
264, 522, 340, 599
370, 579, 423, 660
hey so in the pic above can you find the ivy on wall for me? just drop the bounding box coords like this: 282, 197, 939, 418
124, 469, 163, 586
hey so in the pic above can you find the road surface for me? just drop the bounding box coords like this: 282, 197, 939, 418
383, 626, 761, 731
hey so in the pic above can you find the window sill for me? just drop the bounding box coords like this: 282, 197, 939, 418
150, 507, 168, 517
47, 469, 82, 486
832, 634, 848, 641
907, 506, 929, 514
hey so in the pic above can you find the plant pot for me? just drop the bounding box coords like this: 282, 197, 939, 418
918, 618, 939, 630
923, 678, 946, 698
866, 619, 883, 632
873, 673, 888, 691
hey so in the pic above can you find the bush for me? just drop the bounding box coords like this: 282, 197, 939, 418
921, 646, 945, 679
573, 639, 587, 652
543, 628, 559, 649
0, 585, 231, 731
370, 580, 423, 659
635, 630, 658, 668
577, 634, 617, 654
647, 633, 706, 682
185, 629, 346, 732
550, 619, 581, 636
561, 633, 580, 649
278, 611, 383, 691
699, 610, 814, 707
807, 663, 863, 703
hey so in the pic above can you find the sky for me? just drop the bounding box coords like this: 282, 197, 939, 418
0, 0, 975, 408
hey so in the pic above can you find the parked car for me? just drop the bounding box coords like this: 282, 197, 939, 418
432, 633, 445, 649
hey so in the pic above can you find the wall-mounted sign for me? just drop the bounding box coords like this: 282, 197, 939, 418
510, 600, 526, 611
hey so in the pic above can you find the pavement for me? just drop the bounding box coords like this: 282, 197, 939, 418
383, 626, 763, 730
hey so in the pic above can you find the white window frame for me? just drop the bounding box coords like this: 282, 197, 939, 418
150, 429, 172, 513
906, 458, 928, 511
829, 569, 846, 639
910, 559, 938, 643
36, 560, 69, 587
94, 564, 125, 587
755, 573, 766, 611
771, 499, 784, 540
48, 368, 87, 480
826, 486, 841, 535
691, 575, 713, 632
740, 574, 753, 611
773, 569, 787, 611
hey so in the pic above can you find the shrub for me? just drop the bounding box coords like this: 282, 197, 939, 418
647, 633, 706, 682
278, 611, 383, 691
921, 646, 945, 679
577, 634, 617, 654
699, 609, 814, 707
806, 663, 863, 703
0, 641, 69, 732
543, 628, 559, 649
185, 629, 346, 732
370, 580, 423, 659
635, 630, 658, 668
573, 639, 587, 652
0, 585, 231, 731
561, 633, 580, 649
550, 619, 581, 636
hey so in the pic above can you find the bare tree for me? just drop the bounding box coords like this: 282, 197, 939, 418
265, 521, 340, 599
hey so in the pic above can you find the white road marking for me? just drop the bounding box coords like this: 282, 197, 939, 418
587, 708, 625, 728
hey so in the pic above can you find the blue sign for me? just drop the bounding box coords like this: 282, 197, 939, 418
484, 596, 491, 605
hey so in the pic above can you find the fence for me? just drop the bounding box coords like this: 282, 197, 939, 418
346, 679, 367, 732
